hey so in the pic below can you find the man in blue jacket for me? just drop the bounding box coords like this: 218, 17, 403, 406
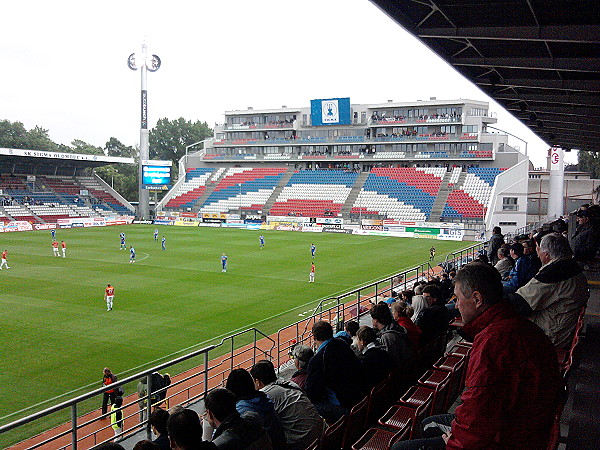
502, 242, 536, 294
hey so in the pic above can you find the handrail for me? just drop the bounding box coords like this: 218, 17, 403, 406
0, 327, 275, 449
274, 256, 461, 368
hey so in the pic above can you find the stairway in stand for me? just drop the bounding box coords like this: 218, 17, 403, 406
341, 171, 369, 217
263, 168, 296, 215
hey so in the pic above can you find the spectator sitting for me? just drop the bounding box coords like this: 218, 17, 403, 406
410, 284, 427, 322
493, 247, 513, 278
305, 320, 366, 423
96, 444, 125, 450
392, 262, 562, 450
439, 273, 453, 300
150, 408, 170, 450
250, 360, 323, 450
225, 369, 287, 450
415, 285, 450, 345
204, 388, 272, 450
384, 290, 399, 305
166, 408, 216, 450
522, 238, 542, 273
133, 441, 160, 450
341, 320, 361, 355
333, 319, 358, 345
509, 233, 590, 349
370, 302, 413, 369
401, 289, 414, 305
502, 242, 537, 294
391, 301, 422, 351
289, 344, 313, 390
474, 253, 490, 264
356, 325, 395, 389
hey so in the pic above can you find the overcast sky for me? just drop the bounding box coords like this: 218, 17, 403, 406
1, 0, 575, 167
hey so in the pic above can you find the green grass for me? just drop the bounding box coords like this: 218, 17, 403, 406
0, 225, 470, 428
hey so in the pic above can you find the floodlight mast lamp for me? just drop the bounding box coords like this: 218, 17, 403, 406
128, 44, 161, 219
486, 125, 527, 156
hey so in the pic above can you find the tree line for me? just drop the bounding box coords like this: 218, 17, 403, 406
0, 118, 212, 201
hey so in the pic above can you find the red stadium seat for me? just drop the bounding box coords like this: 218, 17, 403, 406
352, 425, 410, 450
342, 395, 370, 450
321, 415, 347, 450
417, 369, 452, 414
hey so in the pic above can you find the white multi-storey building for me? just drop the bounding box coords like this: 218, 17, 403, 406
169, 97, 529, 234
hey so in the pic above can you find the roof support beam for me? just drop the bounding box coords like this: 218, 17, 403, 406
452, 57, 600, 72
417, 25, 600, 44
493, 92, 600, 107
476, 78, 600, 94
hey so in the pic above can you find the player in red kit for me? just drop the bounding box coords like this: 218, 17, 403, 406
0, 250, 9, 269
105, 284, 115, 311
52, 240, 60, 257
61, 240, 66, 258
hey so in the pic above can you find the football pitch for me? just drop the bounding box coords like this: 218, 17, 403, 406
0, 225, 470, 426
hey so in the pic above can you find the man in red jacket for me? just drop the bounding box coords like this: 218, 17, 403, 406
393, 262, 562, 450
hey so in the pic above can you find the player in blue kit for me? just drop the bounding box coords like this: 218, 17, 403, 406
51, 228, 56, 240
129, 246, 136, 263
161, 236, 166, 251
221, 253, 228, 272
154, 229, 159, 241
311, 243, 316, 259
259, 235, 265, 249
120, 232, 126, 250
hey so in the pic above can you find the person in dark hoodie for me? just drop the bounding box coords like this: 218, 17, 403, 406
415, 285, 449, 346
225, 369, 286, 450
356, 325, 395, 389
487, 226, 505, 265
370, 302, 413, 369
569, 208, 600, 263
305, 320, 366, 423
205, 388, 272, 450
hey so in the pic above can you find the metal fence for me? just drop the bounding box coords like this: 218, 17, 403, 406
0, 241, 485, 449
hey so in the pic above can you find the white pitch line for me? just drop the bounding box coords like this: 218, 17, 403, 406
136, 252, 150, 262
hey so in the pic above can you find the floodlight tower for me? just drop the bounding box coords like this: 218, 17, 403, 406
128, 43, 161, 219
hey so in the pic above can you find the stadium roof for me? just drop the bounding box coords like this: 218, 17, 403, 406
0, 148, 134, 169
370, 0, 600, 152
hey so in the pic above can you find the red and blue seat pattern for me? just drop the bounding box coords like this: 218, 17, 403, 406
442, 167, 506, 219
200, 167, 288, 214
351, 167, 445, 220
165, 168, 215, 209
269, 170, 359, 217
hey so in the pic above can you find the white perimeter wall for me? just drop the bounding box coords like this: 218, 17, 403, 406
486, 158, 529, 235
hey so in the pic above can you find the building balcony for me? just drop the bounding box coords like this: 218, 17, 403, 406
202, 149, 493, 161
212, 133, 478, 147
223, 121, 295, 131
370, 115, 462, 126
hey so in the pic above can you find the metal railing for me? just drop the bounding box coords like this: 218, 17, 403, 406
0, 328, 274, 450
0, 241, 485, 449
272, 242, 485, 366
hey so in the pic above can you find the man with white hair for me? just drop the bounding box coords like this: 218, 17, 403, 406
512, 232, 589, 349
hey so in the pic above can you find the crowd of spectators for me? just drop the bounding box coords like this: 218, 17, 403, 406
0, 195, 46, 206
371, 112, 460, 123
486, 212, 592, 351
99, 210, 597, 449
229, 119, 295, 128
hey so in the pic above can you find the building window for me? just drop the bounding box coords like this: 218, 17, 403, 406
499, 221, 517, 226
502, 197, 518, 211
